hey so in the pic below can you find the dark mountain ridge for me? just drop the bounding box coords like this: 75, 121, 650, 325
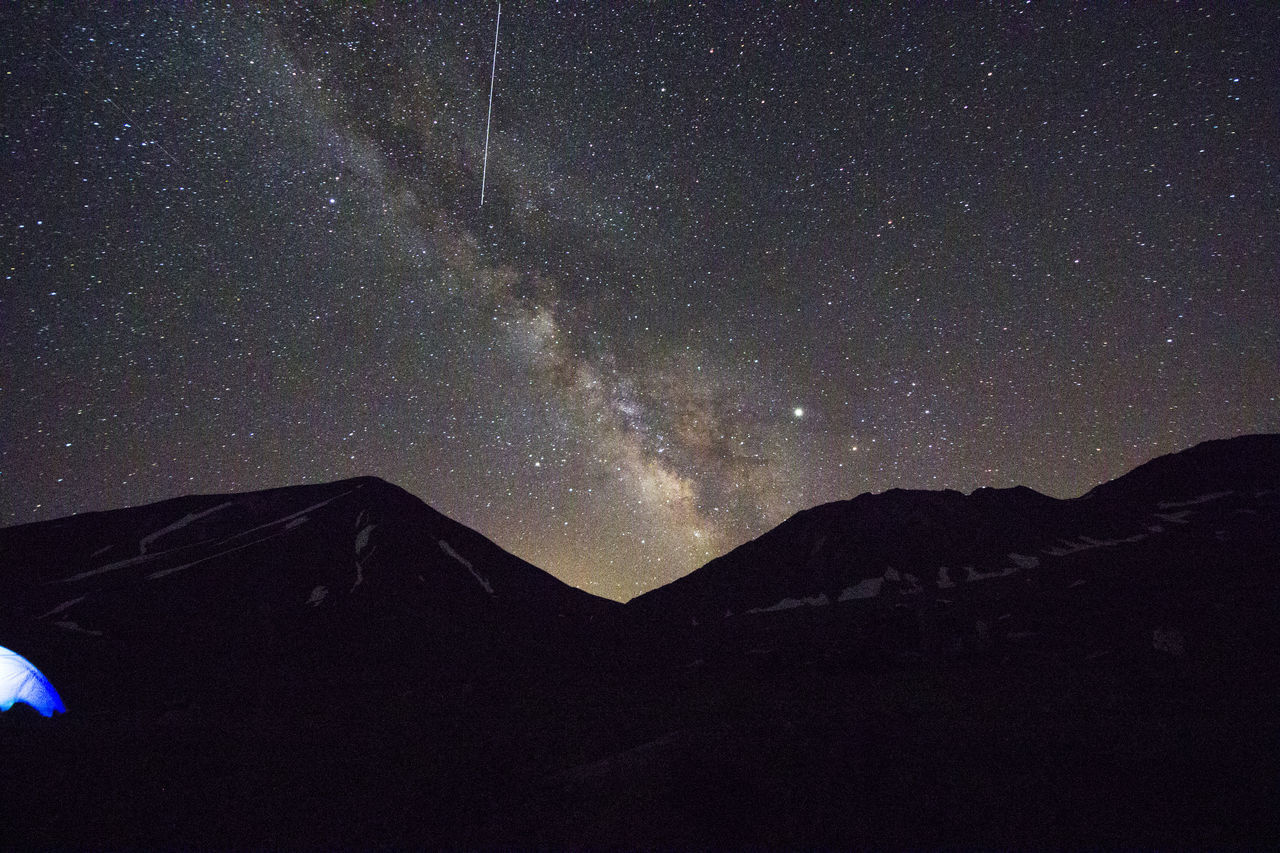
631, 433, 1280, 625
3, 474, 614, 707
2, 473, 612, 620
3, 434, 1278, 848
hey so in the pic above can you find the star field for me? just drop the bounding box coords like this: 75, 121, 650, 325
3, 3, 1277, 600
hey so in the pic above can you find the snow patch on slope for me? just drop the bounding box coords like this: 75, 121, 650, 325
61, 490, 357, 583
146, 529, 293, 579
747, 594, 830, 614
1040, 528, 1152, 557
966, 564, 1019, 582
1042, 538, 1094, 556
355, 524, 375, 554
139, 500, 235, 554
439, 540, 494, 595
351, 514, 377, 589
839, 577, 884, 600
1154, 510, 1193, 525
54, 620, 102, 636
1158, 491, 1232, 509
37, 597, 86, 619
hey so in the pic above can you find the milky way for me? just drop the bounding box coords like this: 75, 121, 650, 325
3, 3, 1277, 599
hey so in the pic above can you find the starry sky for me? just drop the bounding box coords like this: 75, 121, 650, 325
3, 2, 1277, 601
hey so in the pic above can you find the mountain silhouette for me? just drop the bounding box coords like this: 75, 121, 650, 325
629, 434, 1280, 656
2, 435, 1278, 847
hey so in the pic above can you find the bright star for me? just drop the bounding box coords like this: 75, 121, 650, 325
793, 407, 804, 418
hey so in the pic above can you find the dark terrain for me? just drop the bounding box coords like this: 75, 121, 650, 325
3, 434, 1279, 848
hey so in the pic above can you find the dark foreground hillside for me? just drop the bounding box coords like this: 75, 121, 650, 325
3, 435, 1280, 848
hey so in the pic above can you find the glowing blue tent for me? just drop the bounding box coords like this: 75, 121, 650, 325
0, 646, 66, 716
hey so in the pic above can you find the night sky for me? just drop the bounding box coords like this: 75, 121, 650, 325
3, 3, 1277, 601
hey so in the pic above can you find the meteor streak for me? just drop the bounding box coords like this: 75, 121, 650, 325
480, 3, 501, 207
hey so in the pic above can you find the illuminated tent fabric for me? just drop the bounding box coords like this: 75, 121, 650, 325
0, 646, 66, 717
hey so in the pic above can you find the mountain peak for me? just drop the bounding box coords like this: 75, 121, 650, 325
1, 475, 616, 644
630, 432, 1280, 622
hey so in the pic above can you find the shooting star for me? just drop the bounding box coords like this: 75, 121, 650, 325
480, 2, 501, 207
